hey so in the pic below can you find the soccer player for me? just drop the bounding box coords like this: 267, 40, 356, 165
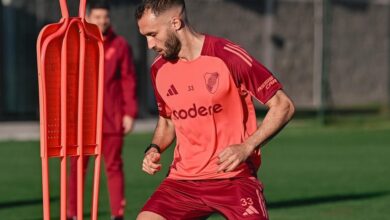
135, 0, 294, 219
67, 2, 138, 220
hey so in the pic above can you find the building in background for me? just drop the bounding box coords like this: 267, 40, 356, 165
1, 0, 39, 120
1, 0, 389, 121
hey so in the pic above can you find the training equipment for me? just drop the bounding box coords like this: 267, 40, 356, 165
36, 0, 104, 219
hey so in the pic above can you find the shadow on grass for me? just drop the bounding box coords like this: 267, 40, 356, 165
24, 210, 110, 220
0, 197, 109, 219
268, 191, 390, 209
2, 191, 389, 218
0, 197, 58, 209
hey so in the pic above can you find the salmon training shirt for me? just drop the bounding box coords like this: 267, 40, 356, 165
151, 35, 282, 180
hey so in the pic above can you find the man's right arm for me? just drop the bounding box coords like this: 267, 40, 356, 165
142, 116, 175, 175
150, 116, 176, 153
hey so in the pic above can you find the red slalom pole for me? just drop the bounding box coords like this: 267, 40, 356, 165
36, 0, 104, 219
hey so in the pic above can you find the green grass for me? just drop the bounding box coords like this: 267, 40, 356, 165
0, 117, 390, 219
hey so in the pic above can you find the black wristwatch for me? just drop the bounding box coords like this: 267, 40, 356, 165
144, 143, 161, 154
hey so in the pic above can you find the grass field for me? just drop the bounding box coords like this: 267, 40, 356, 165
0, 116, 389, 219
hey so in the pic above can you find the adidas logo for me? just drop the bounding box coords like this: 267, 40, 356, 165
167, 84, 179, 96
242, 205, 259, 216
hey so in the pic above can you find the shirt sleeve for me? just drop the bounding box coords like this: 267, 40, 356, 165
221, 43, 282, 104
120, 43, 138, 118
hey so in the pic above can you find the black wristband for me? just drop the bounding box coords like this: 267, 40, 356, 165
144, 143, 161, 154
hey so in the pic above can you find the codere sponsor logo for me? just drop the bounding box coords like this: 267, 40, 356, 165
173, 103, 223, 120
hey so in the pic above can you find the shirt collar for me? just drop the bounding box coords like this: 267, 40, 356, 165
103, 27, 116, 42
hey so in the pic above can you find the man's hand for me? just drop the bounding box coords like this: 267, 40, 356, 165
123, 115, 134, 135
217, 143, 254, 173
142, 148, 162, 175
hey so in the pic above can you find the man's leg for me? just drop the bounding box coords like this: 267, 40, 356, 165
137, 211, 166, 220
67, 156, 90, 218
102, 135, 126, 218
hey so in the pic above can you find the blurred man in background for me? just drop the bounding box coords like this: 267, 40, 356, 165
67, 1, 138, 220
135, 0, 294, 219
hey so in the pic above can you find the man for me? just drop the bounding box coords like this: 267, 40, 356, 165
135, 0, 294, 219
67, 2, 138, 220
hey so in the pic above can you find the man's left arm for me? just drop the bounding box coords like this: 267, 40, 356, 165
120, 43, 138, 134
218, 90, 295, 172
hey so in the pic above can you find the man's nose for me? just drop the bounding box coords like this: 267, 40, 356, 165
147, 38, 156, 50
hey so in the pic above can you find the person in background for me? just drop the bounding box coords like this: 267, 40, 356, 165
67, 1, 138, 220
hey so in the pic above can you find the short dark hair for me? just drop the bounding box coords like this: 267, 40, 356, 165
135, 0, 186, 20
88, 1, 111, 11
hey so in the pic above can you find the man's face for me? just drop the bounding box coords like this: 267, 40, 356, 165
87, 8, 111, 34
138, 9, 181, 60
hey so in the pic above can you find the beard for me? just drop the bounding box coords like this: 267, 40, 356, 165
161, 31, 181, 60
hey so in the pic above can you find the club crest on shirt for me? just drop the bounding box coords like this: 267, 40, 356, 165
204, 72, 219, 94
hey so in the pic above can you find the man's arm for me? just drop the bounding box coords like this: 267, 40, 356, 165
218, 90, 295, 172
142, 116, 176, 175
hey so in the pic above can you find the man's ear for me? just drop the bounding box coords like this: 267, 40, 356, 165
171, 17, 183, 31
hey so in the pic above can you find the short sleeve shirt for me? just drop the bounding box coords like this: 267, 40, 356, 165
151, 35, 282, 180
